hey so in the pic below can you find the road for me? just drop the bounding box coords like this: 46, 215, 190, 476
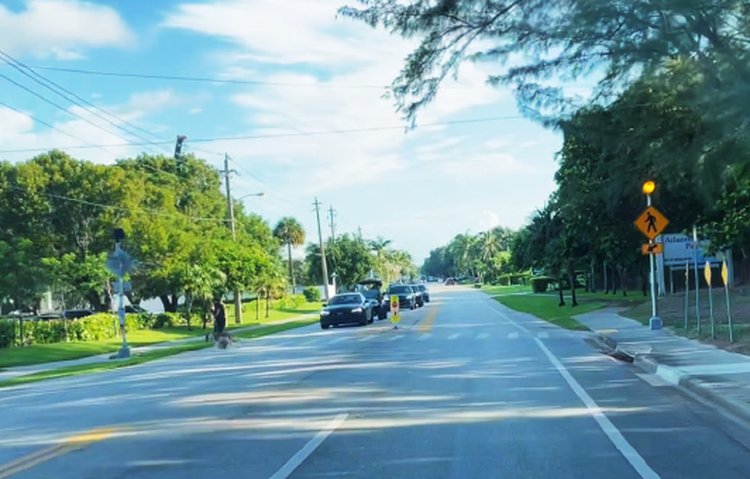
2, 286, 750, 478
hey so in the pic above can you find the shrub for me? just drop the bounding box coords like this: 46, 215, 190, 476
530, 276, 555, 293
302, 287, 321, 303
473, 283, 483, 289
277, 294, 305, 310
152, 313, 176, 329
0, 319, 16, 348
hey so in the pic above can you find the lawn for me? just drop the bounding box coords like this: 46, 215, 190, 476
0, 318, 319, 388
481, 284, 531, 296
488, 289, 648, 331
622, 287, 750, 354
0, 301, 321, 369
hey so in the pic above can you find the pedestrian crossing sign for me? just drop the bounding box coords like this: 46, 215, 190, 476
634, 206, 669, 240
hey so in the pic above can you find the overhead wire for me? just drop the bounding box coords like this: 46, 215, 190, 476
8, 185, 228, 224
0, 49, 174, 156
0, 115, 527, 154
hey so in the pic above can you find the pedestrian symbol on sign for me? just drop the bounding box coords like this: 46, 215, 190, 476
645, 211, 657, 233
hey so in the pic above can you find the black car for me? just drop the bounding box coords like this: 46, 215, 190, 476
410, 285, 425, 307
320, 293, 373, 329
355, 279, 389, 320
388, 284, 417, 310
415, 284, 430, 303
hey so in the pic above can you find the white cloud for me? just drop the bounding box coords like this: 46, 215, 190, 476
0, 0, 134, 59
0, 90, 180, 164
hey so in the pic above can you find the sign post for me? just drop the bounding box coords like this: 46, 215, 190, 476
704, 261, 715, 339
106, 228, 134, 359
722, 260, 734, 343
634, 181, 668, 330
684, 260, 689, 331
693, 226, 702, 334
390, 295, 400, 329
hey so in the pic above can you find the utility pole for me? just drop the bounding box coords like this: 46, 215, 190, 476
328, 205, 336, 242
224, 154, 242, 325
314, 198, 330, 300
357, 226, 363, 240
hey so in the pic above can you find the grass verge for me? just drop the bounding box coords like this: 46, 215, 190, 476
0, 318, 319, 388
0, 304, 320, 369
488, 289, 647, 331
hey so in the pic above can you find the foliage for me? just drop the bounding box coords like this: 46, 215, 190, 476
273, 217, 306, 287
11, 313, 141, 346
422, 227, 517, 283
530, 276, 555, 294
275, 294, 305, 310
302, 286, 321, 303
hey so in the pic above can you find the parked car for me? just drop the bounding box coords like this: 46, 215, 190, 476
388, 284, 417, 310
37, 309, 94, 320
415, 284, 430, 303
355, 279, 389, 320
445, 277, 457, 286
124, 305, 150, 314
320, 293, 373, 329
410, 285, 425, 307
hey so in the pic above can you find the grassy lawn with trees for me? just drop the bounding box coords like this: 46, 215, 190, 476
0, 301, 321, 369
0, 318, 318, 388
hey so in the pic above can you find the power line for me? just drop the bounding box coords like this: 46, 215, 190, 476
14, 64, 402, 89
8, 186, 227, 223
0, 115, 526, 154
0, 99, 122, 156
0, 49, 173, 156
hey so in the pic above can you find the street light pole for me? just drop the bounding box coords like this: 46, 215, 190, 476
643, 181, 662, 330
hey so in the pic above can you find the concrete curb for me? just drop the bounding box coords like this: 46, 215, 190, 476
603, 336, 750, 426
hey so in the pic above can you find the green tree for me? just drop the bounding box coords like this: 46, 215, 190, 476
273, 217, 306, 290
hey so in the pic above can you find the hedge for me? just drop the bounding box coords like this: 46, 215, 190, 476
302, 287, 321, 303
0, 313, 143, 347
276, 294, 306, 310
497, 273, 532, 286
530, 276, 555, 293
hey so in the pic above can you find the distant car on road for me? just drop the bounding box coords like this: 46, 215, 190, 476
410, 285, 425, 307
415, 284, 430, 303
355, 279, 389, 320
320, 293, 373, 329
388, 284, 417, 310
445, 277, 456, 286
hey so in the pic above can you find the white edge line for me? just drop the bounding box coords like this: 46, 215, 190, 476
534, 338, 660, 479
269, 412, 349, 479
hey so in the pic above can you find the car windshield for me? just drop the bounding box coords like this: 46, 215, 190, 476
389, 286, 411, 294
328, 294, 362, 305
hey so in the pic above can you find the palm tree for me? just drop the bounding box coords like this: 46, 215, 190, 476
273, 217, 306, 290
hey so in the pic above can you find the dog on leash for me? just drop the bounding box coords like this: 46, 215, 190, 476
205, 331, 235, 349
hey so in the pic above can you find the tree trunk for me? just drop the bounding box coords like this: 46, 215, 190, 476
265, 289, 270, 318
185, 297, 192, 331
169, 294, 179, 313
620, 266, 628, 297
159, 295, 172, 312
589, 258, 596, 293
603, 261, 609, 294
558, 274, 566, 306
568, 266, 578, 307
612, 265, 619, 295
256, 297, 260, 321
287, 241, 295, 291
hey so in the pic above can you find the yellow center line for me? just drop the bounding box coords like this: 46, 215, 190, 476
0, 427, 120, 478
419, 305, 441, 333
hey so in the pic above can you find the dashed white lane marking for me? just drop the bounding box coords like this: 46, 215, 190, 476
507, 332, 519, 339
537, 332, 549, 339
417, 334, 431, 341
448, 333, 461, 340
477, 332, 490, 340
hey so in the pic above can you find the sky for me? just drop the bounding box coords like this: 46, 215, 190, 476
0, 0, 562, 263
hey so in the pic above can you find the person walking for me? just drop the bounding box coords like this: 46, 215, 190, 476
209, 297, 226, 343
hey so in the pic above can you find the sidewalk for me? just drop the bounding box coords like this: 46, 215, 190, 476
578, 308, 750, 423
0, 314, 315, 382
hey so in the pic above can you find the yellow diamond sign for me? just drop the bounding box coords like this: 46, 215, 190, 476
634, 206, 669, 240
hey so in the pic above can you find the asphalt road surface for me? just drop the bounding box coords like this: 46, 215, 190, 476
2, 286, 750, 478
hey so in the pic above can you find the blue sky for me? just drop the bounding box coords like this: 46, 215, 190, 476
0, 0, 562, 263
